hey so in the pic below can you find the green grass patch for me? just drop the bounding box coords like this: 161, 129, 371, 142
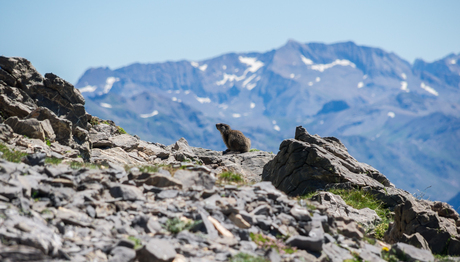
138, 165, 159, 173
302, 188, 392, 240
163, 217, 201, 234
218, 171, 244, 183
127, 236, 142, 249
229, 253, 269, 262
44, 157, 62, 165
117, 126, 127, 134
0, 143, 28, 163
250, 233, 296, 255
329, 188, 392, 240
249, 148, 260, 152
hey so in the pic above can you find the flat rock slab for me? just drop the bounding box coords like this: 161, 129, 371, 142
137, 238, 177, 262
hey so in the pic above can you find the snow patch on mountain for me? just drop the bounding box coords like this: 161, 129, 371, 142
199, 64, 208, 71
232, 113, 241, 118
103, 77, 119, 94
401, 81, 408, 92
450, 59, 457, 65
301, 55, 313, 65
311, 59, 356, 72
196, 96, 211, 103
216, 73, 245, 86
250, 102, 255, 109
401, 73, 407, 80
239, 56, 264, 73
420, 82, 439, 96
140, 110, 159, 118
243, 74, 257, 88
388, 112, 395, 118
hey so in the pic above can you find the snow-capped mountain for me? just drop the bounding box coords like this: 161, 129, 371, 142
75, 40, 460, 204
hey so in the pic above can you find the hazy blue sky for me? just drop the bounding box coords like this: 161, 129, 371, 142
1, 1, 459, 84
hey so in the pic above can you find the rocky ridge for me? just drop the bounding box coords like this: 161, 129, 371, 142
0, 56, 459, 261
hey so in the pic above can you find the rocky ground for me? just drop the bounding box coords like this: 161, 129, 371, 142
1, 56, 460, 261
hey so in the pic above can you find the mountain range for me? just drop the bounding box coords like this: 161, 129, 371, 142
74, 40, 460, 206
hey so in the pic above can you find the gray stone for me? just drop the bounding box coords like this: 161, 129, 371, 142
285, 235, 323, 252
391, 242, 434, 262
0, 186, 22, 200
400, 233, 431, 251
110, 184, 145, 201
5, 116, 46, 141
137, 238, 177, 262
142, 173, 183, 189
173, 169, 215, 190
27, 107, 73, 146
262, 126, 390, 196
0, 245, 47, 261
322, 242, 353, 262
44, 73, 85, 105
25, 152, 46, 166
290, 205, 312, 222
314, 191, 380, 229
386, 198, 458, 254
109, 134, 139, 151
109, 246, 136, 262
156, 190, 178, 200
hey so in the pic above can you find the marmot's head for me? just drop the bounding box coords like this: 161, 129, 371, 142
216, 123, 230, 133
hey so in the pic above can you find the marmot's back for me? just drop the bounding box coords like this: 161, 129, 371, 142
216, 123, 251, 153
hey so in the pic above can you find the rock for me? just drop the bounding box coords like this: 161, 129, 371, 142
173, 170, 215, 191
24, 152, 46, 166
447, 237, 460, 256
333, 216, 364, 239
109, 134, 139, 151
286, 235, 323, 252
313, 192, 381, 229
0, 124, 14, 142
44, 73, 85, 106
109, 246, 136, 262
141, 173, 183, 188
27, 107, 73, 145
400, 233, 431, 251
137, 238, 177, 262
0, 245, 47, 261
262, 126, 391, 196
390, 242, 434, 262
290, 205, 312, 222
386, 198, 459, 254
322, 242, 353, 262
110, 184, 146, 201
5, 116, 46, 141
228, 213, 251, 229
156, 190, 178, 200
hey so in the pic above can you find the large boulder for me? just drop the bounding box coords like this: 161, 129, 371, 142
386, 198, 460, 255
262, 126, 391, 196
0, 56, 92, 159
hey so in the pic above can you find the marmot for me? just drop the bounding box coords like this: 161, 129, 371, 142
216, 123, 251, 153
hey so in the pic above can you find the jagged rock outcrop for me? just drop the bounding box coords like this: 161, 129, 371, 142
262, 125, 460, 256
385, 198, 460, 255
0, 56, 91, 159
262, 126, 391, 196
